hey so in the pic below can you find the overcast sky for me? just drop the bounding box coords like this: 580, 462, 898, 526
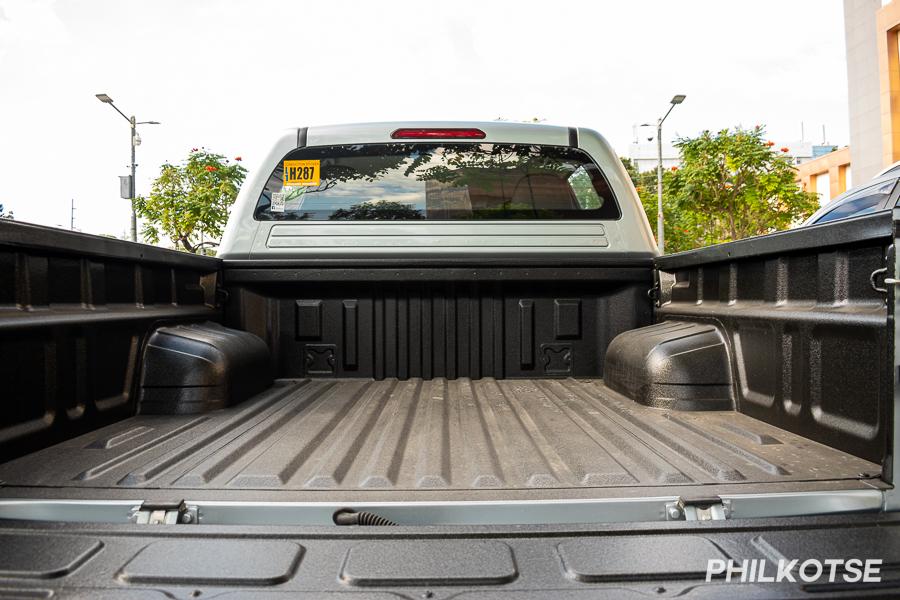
0, 0, 849, 239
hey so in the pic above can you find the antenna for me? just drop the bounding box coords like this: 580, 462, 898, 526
822, 124, 827, 145
800, 121, 805, 142
70, 199, 75, 230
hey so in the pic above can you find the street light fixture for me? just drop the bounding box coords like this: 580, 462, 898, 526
95, 93, 160, 243
649, 94, 686, 254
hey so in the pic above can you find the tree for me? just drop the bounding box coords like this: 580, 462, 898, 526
330, 201, 424, 220
135, 149, 246, 253
669, 127, 818, 250
0, 204, 13, 220
622, 126, 818, 253
621, 158, 700, 253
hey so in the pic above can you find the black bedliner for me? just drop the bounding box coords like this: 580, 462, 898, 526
0, 378, 878, 499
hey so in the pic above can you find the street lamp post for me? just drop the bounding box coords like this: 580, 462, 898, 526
95, 93, 160, 243
652, 94, 686, 254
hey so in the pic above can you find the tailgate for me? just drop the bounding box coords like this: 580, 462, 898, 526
1, 514, 898, 597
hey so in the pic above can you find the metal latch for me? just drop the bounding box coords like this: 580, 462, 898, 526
870, 267, 900, 294
666, 497, 731, 521
130, 500, 197, 525
870, 244, 897, 295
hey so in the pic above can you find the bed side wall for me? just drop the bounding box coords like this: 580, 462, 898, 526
655, 213, 893, 463
0, 221, 221, 460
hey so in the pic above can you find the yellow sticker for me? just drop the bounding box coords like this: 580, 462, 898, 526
283, 160, 320, 187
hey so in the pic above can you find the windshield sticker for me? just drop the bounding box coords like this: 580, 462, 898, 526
270, 191, 285, 212
283, 159, 320, 187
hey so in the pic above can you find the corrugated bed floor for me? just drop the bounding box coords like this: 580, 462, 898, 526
0, 378, 879, 492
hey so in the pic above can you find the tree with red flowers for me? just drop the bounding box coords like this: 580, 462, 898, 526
135, 149, 246, 253
624, 126, 818, 253
669, 127, 817, 248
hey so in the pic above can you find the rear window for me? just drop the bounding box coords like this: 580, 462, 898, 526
254, 143, 620, 221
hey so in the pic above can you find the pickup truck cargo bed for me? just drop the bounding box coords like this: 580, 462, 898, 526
0, 377, 878, 499
0, 124, 896, 597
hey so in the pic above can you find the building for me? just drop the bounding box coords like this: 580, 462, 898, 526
780, 141, 841, 166
796, 147, 853, 205
627, 142, 680, 173
798, 0, 900, 205
629, 139, 833, 176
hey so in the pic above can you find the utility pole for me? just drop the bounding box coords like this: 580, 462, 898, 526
649, 94, 686, 254
656, 120, 664, 253
95, 93, 160, 243
130, 116, 137, 241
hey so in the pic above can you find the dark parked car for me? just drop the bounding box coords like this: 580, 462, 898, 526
804, 163, 900, 225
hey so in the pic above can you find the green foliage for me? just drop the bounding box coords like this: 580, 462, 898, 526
135, 149, 246, 253
621, 158, 695, 253
330, 201, 424, 220
414, 145, 570, 192
0, 204, 12, 219
569, 167, 602, 209
623, 126, 819, 253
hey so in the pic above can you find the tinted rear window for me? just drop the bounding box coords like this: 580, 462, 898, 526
254, 143, 620, 221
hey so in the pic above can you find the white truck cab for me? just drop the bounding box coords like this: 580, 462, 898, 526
217, 121, 657, 259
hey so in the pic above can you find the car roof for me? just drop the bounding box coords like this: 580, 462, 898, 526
301, 121, 578, 147
875, 161, 900, 178
803, 171, 899, 225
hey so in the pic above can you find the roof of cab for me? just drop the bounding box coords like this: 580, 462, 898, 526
302, 121, 579, 147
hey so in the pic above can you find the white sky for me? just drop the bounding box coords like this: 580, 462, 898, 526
0, 0, 849, 239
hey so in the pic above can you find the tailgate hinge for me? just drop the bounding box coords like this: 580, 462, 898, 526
130, 500, 197, 525
666, 497, 731, 521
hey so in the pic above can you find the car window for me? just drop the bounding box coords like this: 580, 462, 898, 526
568, 166, 604, 209
254, 143, 620, 221
814, 181, 896, 224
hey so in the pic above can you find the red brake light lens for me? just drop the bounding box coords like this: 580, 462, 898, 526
390, 128, 486, 140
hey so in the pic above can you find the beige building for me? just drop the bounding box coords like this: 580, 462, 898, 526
796, 147, 853, 205
798, 0, 900, 203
